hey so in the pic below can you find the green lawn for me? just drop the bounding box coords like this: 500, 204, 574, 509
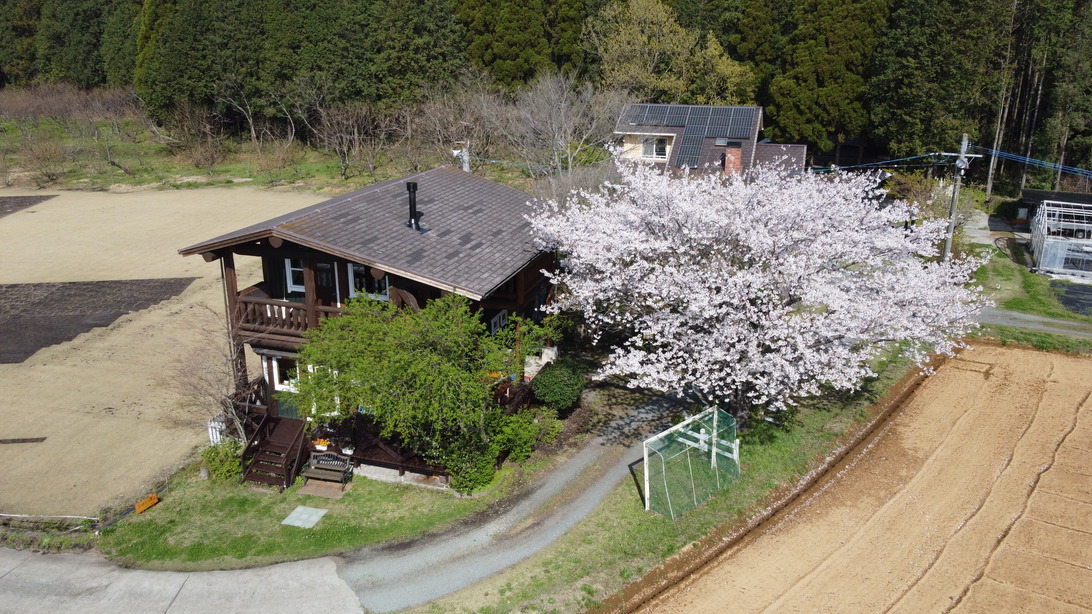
976, 246, 1092, 323
99, 468, 494, 571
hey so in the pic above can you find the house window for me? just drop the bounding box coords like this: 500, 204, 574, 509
642, 137, 668, 160
349, 263, 390, 301
490, 310, 509, 334
285, 258, 305, 293
268, 356, 299, 392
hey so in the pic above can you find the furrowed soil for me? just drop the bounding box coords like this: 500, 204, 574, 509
0, 187, 323, 517
640, 344, 1092, 613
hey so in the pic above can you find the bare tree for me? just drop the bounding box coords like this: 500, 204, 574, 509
415, 70, 506, 170
173, 304, 258, 441
314, 102, 400, 180
217, 77, 262, 153
500, 72, 629, 176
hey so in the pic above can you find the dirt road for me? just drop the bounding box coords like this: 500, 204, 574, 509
642, 344, 1092, 613
0, 187, 322, 516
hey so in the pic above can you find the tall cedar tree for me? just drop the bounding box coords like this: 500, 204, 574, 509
460, 0, 551, 87
36, 0, 107, 88
768, 0, 889, 153
0, 0, 43, 86
368, 0, 467, 102
868, 0, 1007, 157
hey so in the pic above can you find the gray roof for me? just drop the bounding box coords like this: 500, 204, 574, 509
618, 104, 761, 168
179, 166, 543, 300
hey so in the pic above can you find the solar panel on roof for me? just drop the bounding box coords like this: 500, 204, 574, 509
646, 106, 668, 124
665, 107, 689, 125
675, 134, 706, 168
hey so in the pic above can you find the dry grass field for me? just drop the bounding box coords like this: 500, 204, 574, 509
0, 186, 322, 516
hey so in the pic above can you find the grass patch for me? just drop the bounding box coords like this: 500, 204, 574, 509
976, 247, 1092, 324
99, 469, 495, 571
405, 353, 913, 613
0, 517, 98, 552
975, 326, 1092, 355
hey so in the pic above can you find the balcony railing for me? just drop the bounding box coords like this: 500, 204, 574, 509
236, 292, 342, 339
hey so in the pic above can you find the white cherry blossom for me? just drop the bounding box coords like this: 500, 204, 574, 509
529, 158, 988, 421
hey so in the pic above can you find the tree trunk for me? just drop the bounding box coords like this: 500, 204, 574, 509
1019, 49, 1047, 191
1053, 120, 1069, 191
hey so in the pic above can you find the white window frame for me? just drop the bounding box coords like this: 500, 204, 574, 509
285, 258, 305, 293
348, 263, 390, 301
642, 136, 669, 160
265, 355, 299, 393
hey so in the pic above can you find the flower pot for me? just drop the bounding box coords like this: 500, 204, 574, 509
314, 445, 327, 451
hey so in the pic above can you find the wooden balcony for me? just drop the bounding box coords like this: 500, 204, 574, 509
233, 287, 342, 349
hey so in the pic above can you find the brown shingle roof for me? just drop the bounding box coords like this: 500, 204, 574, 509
179, 166, 542, 300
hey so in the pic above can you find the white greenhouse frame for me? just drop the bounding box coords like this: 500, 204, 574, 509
1030, 200, 1092, 278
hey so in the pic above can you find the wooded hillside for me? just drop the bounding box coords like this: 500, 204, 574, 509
0, 0, 1089, 191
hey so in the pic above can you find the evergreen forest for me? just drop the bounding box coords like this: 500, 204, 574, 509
0, 0, 1089, 193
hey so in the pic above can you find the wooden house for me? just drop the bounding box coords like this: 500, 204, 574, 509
615, 104, 807, 174
179, 167, 553, 487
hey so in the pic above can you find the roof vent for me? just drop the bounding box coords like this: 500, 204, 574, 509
406, 181, 421, 231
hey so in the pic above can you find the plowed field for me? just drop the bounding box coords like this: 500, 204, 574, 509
643, 345, 1092, 613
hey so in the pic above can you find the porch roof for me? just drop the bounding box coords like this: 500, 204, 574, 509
179, 166, 544, 300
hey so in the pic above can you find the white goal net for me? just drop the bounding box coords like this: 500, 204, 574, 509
643, 406, 740, 520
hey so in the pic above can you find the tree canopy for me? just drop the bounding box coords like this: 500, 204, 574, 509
293, 293, 558, 491
530, 158, 987, 425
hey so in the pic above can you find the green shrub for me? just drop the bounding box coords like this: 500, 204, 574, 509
532, 358, 586, 412
201, 439, 244, 481
499, 406, 563, 464
443, 440, 499, 493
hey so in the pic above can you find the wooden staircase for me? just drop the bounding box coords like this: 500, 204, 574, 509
241, 416, 306, 490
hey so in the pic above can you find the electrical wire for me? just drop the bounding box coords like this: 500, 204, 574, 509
969, 145, 1092, 179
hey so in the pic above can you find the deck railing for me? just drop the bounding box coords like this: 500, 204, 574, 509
236, 294, 343, 337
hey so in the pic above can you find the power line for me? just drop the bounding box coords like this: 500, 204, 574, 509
969, 145, 1092, 179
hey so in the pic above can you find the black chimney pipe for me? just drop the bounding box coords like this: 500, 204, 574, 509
406, 181, 420, 231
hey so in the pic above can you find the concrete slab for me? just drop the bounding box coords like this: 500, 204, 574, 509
282, 506, 327, 528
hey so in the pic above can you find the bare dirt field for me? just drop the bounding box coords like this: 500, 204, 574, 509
0, 186, 323, 517
641, 344, 1092, 613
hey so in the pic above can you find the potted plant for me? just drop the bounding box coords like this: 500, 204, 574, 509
313, 437, 330, 451
340, 438, 355, 455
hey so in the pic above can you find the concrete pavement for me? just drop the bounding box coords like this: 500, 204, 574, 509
0, 548, 360, 614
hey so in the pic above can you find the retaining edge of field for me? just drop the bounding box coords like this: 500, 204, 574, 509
597, 350, 958, 613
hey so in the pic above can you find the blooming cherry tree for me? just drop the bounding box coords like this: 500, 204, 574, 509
530, 159, 987, 423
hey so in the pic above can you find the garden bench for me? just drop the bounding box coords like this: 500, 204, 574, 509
300, 451, 353, 491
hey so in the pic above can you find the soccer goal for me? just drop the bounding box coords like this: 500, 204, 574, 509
643, 406, 740, 520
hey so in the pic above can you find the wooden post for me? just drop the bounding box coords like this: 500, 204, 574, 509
221, 252, 248, 390
303, 259, 318, 328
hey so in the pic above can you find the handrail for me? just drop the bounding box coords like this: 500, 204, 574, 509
284, 426, 307, 489
240, 414, 271, 481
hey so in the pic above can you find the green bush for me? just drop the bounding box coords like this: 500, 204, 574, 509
531, 358, 586, 412
499, 406, 563, 464
443, 440, 499, 493
201, 439, 244, 481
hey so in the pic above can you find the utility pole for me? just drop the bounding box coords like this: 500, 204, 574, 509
943, 134, 970, 261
